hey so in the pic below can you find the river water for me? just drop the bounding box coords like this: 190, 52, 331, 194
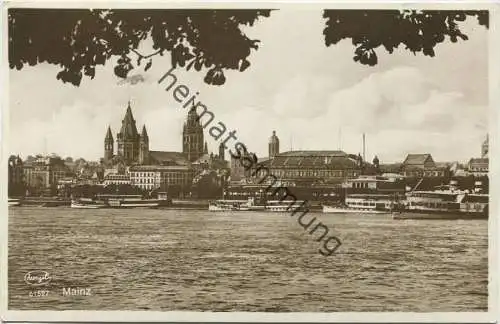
8, 207, 488, 311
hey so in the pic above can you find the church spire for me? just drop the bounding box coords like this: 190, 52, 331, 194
119, 101, 139, 140
104, 126, 114, 162
141, 125, 148, 140
105, 126, 113, 141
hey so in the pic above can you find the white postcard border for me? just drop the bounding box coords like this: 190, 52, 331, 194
1, 0, 499, 323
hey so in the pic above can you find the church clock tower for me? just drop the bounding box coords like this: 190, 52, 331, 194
183, 106, 205, 162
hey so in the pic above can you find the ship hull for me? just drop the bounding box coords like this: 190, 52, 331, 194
8, 199, 21, 207
393, 210, 487, 220
322, 205, 389, 214
71, 202, 106, 209
107, 201, 161, 208
208, 200, 303, 212
208, 205, 238, 212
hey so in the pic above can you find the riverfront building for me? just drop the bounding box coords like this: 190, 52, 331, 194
22, 155, 71, 195
230, 130, 367, 187
467, 134, 489, 177
400, 154, 449, 178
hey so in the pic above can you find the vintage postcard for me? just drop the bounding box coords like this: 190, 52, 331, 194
1, 1, 498, 323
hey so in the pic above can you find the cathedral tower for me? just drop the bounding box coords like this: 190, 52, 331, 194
269, 130, 280, 159
116, 101, 140, 164
219, 142, 225, 161
104, 126, 114, 162
183, 106, 205, 162
139, 125, 150, 165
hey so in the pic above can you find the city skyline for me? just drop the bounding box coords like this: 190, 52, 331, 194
9, 10, 488, 163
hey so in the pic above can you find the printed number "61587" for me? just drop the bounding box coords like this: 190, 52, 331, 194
29, 290, 49, 297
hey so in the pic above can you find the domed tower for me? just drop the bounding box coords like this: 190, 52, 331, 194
116, 101, 140, 164
482, 134, 489, 158
269, 130, 280, 159
139, 125, 149, 165
373, 155, 380, 173
183, 106, 205, 162
104, 126, 114, 162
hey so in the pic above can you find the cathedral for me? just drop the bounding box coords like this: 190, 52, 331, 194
104, 102, 209, 166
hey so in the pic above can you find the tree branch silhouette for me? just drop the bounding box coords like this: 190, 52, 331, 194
8, 9, 488, 86
322, 10, 488, 66
8, 9, 272, 86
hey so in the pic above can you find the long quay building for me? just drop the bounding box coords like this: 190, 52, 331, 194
252, 150, 365, 185
227, 131, 377, 201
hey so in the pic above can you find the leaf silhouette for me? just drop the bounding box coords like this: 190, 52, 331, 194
144, 59, 152, 71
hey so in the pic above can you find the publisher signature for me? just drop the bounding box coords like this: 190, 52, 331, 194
24, 271, 52, 286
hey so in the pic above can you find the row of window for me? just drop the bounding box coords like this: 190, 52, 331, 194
254, 169, 357, 178
351, 182, 373, 188
409, 202, 457, 208
348, 202, 381, 207
404, 171, 445, 177
131, 172, 155, 177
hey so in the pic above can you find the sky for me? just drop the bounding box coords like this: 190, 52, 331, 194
8, 9, 489, 163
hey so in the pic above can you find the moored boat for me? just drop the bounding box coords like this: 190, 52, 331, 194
208, 200, 245, 211
97, 194, 167, 208
323, 194, 404, 214
70, 198, 107, 209
8, 198, 21, 207
394, 190, 488, 220
208, 197, 305, 212
392, 212, 487, 220
265, 200, 307, 212
322, 205, 388, 214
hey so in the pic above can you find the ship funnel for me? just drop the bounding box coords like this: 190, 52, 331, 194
449, 180, 458, 192
474, 180, 483, 193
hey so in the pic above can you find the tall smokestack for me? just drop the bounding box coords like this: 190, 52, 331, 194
338, 127, 342, 150
362, 133, 366, 162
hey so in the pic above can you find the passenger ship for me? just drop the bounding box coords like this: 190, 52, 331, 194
393, 190, 488, 220
208, 199, 253, 211
208, 197, 305, 212
322, 194, 404, 214
70, 193, 171, 209
71, 198, 107, 209
8, 198, 21, 207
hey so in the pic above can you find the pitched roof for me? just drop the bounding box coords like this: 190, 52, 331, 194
149, 151, 189, 166
193, 154, 212, 164
403, 154, 433, 165
129, 165, 191, 171
264, 152, 358, 169
277, 150, 347, 157
469, 158, 489, 165
379, 163, 402, 173
118, 102, 139, 139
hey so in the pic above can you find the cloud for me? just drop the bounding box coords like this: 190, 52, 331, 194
117, 73, 147, 85
7, 10, 488, 164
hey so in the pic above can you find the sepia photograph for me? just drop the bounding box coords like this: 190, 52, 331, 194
1, 2, 497, 322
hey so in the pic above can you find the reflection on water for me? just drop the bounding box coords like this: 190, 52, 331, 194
8, 207, 488, 311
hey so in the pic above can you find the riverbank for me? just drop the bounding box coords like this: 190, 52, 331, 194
9, 198, 326, 210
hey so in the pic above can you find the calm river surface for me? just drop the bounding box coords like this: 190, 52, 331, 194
8, 207, 488, 311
